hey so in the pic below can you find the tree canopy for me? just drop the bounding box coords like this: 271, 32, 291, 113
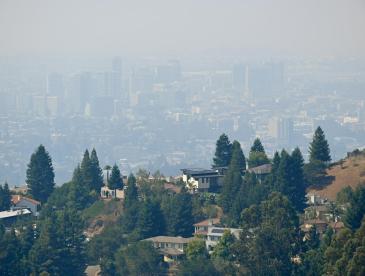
213, 133, 232, 167
26, 145, 55, 203
309, 126, 331, 163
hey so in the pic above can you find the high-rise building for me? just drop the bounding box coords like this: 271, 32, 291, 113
268, 117, 293, 144
47, 73, 65, 98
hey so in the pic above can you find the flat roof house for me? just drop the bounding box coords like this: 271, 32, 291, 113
181, 168, 224, 192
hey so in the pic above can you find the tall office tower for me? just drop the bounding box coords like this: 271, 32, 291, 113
250, 62, 284, 99
155, 60, 181, 83
111, 57, 123, 99
47, 73, 65, 97
268, 117, 293, 144
233, 63, 250, 99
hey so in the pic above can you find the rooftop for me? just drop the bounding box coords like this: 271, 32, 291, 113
0, 209, 32, 219
144, 236, 195, 244
194, 218, 220, 227
11, 195, 41, 206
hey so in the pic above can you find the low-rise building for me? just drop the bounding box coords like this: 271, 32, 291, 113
181, 168, 224, 192
206, 226, 242, 251
0, 209, 32, 226
193, 218, 221, 236
11, 195, 41, 216
143, 236, 196, 262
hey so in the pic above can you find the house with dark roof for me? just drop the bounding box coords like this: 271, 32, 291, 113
181, 168, 224, 192
11, 195, 41, 216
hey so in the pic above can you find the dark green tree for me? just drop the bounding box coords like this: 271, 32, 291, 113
124, 173, 138, 209
90, 148, 103, 192
114, 241, 166, 276
179, 257, 221, 276
26, 145, 55, 203
213, 133, 232, 167
108, 164, 123, 190
212, 230, 236, 261
0, 182, 11, 211
290, 147, 306, 212
231, 140, 246, 171
136, 199, 164, 239
236, 192, 299, 275
220, 146, 244, 213
248, 138, 269, 168
185, 239, 207, 260
344, 185, 365, 230
80, 149, 93, 192
309, 126, 331, 163
68, 165, 91, 209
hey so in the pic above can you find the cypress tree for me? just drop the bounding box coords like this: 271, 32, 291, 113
231, 140, 246, 171
213, 133, 232, 167
309, 126, 331, 163
108, 164, 123, 190
290, 148, 306, 212
90, 148, 103, 192
0, 182, 11, 211
220, 145, 244, 213
124, 174, 138, 209
26, 145, 55, 203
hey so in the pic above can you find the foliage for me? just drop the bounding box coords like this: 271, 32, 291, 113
248, 138, 269, 168
26, 144, 55, 203
0, 182, 11, 211
108, 164, 123, 190
309, 126, 331, 163
344, 184, 365, 230
178, 257, 221, 276
185, 239, 207, 260
114, 241, 166, 276
213, 133, 232, 168
236, 192, 299, 275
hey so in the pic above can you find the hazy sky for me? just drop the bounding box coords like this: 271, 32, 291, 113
1, 0, 365, 57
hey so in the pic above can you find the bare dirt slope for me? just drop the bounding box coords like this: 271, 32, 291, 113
308, 153, 365, 201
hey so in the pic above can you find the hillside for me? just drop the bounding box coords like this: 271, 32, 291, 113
308, 150, 365, 201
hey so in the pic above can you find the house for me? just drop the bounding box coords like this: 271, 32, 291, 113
11, 195, 41, 216
304, 205, 331, 221
143, 236, 196, 262
100, 186, 124, 200
206, 226, 242, 252
181, 168, 224, 192
193, 218, 221, 236
300, 219, 328, 236
247, 163, 272, 182
306, 193, 327, 205
0, 209, 32, 226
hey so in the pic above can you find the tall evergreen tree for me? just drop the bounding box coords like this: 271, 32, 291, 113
309, 126, 331, 163
124, 173, 138, 209
26, 145, 55, 203
68, 165, 90, 209
90, 148, 103, 192
248, 138, 269, 168
108, 164, 123, 190
290, 147, 306, 212
231, 140, 246, 171
250, 138, 265, 153
220, 145, 244, 213
0, 182, 11, 211
213, 133, 232, 167
136, 199, 164, 239
80, 150, 93, 191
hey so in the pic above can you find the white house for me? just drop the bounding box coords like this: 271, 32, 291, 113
205, 226, 242, 252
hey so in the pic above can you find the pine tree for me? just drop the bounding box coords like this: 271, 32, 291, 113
68, 165, 90, 209
136, 199, 164, 239
80, 150, 93, 191
220, 145, 244, 213
0, 182, 11, 211
248, 138, 269, 168
231, 140, 246, 171
213, 133, 232, 167
309, 126, 331, 163
90, 148, 103, 192
250, 138, 265, 153
290, 147, 306, 212
26, 145, 55, 203
108, 164, 123, 190
124, 173, 138, 209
